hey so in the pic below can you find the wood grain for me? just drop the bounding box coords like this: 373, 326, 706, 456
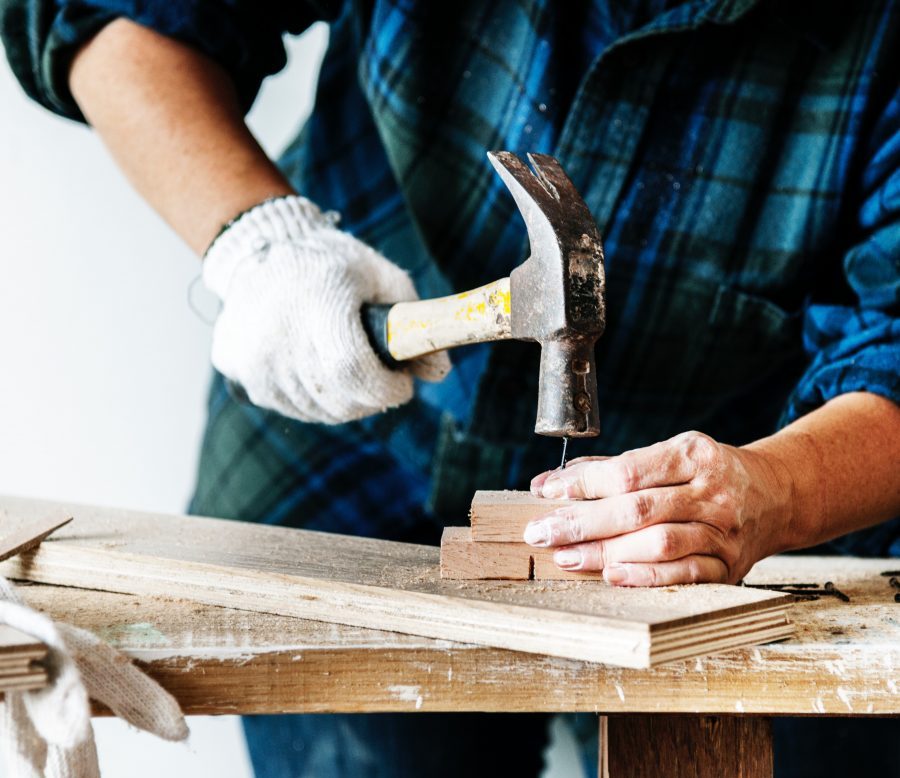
441, 527, 603, 580
602, 715, 773, 778
440, 527, 531, 579
0, 495, 791, 669
470, 490, 571, 542
10, 554, 898, 716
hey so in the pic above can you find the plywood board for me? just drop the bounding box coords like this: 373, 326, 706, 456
0, 496, 792, 669
441, 527, 603, 580
470, 490, 572, 542
17, 554, 896, 716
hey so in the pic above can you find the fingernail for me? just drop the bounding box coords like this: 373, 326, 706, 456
604, 564, 627, 584
530, 471, 551, 496
554, 549, 583, 569
541, 476, 570, 500
523, 520, 550, 547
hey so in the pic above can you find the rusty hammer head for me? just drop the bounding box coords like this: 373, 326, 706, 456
488, 151, 606, 438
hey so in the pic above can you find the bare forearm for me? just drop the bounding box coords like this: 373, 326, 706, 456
746, 391, 900, 553
69, 19, 294, 255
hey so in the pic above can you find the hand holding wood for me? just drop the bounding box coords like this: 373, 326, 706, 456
525, 431, 793, 585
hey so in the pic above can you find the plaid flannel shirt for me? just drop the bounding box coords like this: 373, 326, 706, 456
3, 0, 899, 554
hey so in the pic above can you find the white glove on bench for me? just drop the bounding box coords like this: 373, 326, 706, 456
203, 196, 451, 423
0, 576, 187, 778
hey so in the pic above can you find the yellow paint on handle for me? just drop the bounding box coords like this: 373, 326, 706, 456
386, 277, 512, 360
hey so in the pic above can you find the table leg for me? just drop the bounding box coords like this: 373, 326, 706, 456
599, 714, 773, 778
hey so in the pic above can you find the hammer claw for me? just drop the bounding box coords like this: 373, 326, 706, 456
487, 151, 551, 218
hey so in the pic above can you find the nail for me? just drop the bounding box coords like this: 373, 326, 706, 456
530, 471, 552, 496
554, 549, 583, 569
604, 564, 627, 584
523, 520, 550, 547
541, 476, 570, 500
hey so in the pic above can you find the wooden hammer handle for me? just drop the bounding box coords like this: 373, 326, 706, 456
362, 277, 512, 364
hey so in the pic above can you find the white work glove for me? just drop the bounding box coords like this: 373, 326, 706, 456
203, 195, 452, 423
0, 576, 188, 778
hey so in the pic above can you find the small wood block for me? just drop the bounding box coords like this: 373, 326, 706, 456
0, 514, 72, 564
440, 527, 530, 579
441, 528, 604, 581
470, 490, 573, 542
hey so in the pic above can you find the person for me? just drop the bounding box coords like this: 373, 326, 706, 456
2, 2, 898, 776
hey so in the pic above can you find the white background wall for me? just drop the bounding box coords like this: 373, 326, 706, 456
0, 24, 329, 778
0, 21, 583, 778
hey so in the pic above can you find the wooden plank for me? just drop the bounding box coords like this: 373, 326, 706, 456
0, 514, 72, 563
601, 715, 773, 778
441, 527, 603, 580
470, 490, 570, 542
0, 496, 791, 669
14, 554, 899, 716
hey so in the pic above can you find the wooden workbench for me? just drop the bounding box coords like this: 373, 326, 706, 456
10, 554, 899, 776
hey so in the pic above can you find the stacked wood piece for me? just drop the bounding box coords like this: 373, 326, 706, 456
441, 490, 603, 580
0, 625, 48, 693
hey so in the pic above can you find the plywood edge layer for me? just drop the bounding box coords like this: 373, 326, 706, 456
650, 609, 793, 649
647, 592, 791, 632
0, 672, 49, 693
649, 623, 795, 666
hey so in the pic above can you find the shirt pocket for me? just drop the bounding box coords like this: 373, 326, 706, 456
597, 274, 807, 451
684, 284, 807, 442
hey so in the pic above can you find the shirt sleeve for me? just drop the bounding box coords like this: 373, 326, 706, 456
781, 87, 900, 425
0, 0, 343, 121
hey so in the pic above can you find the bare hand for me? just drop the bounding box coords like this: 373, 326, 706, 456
525, 431, 792, 586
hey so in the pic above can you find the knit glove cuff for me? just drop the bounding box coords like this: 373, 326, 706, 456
203, 195, 333, 298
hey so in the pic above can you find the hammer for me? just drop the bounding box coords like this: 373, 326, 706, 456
363, 152, 606, 438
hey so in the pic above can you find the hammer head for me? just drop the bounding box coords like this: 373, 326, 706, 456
488, 151, 606, 438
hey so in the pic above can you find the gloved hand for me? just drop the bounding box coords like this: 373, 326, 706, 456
203, 195, 452, 423
0, 576, 188, 778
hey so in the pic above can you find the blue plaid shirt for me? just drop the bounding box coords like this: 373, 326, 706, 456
4, 0, 899, 555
